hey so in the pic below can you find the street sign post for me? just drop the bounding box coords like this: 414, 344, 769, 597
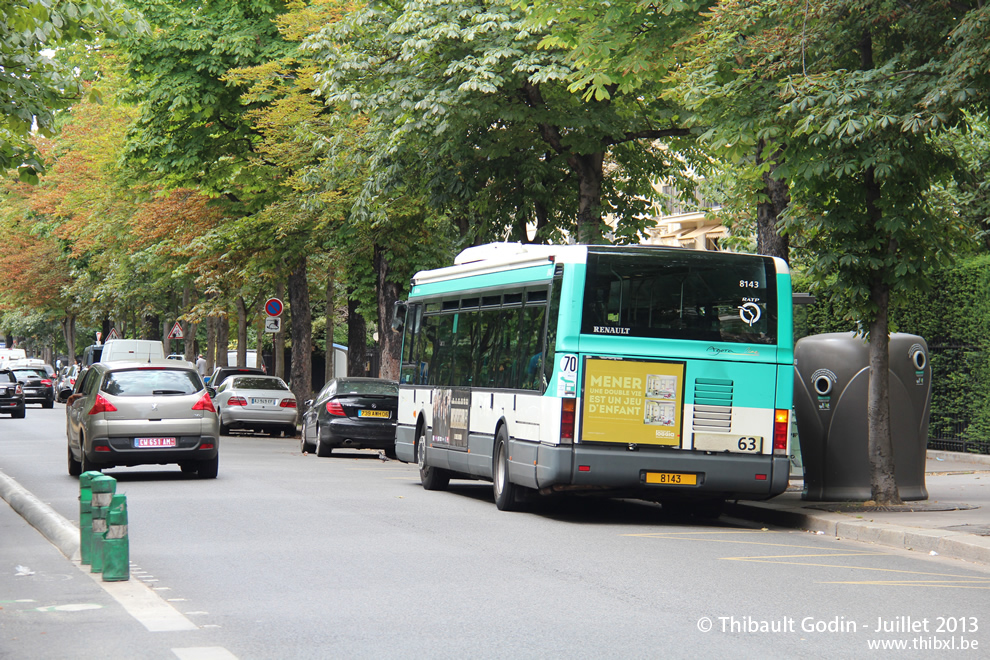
106, 328, 120, 341
168, 322, 184, 340
265, 317, 281, 333
264, 298, 284, 317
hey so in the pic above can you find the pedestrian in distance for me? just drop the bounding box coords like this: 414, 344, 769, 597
196, 354, 207, 377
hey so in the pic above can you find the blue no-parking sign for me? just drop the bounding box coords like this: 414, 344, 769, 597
264, 298, 283, 317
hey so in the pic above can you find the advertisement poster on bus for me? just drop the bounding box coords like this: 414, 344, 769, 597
580, 357, 685, 446
432, 388, 470, 449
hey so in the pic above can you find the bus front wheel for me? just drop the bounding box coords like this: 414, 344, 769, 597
418, 430, 449, 491
493, 428, 519, 511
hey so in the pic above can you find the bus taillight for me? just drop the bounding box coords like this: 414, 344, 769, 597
773, 409, 789, 455
560, 398, 576, 443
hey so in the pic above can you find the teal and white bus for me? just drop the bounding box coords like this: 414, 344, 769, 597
392, 243, 793, 513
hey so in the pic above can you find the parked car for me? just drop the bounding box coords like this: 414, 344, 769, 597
65, 359, 220, 478
300, 378, 398, 458
212, 375, 297, 437
206, 365, 265, 388
0, 368, 26, 418
55, 364, 81, 403
11, 367, 55, 409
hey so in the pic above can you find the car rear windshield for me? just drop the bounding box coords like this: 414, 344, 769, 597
232, 377, 288, 390
0, 372, 14, 383
582, 248, 778, 345
336, 381, 398, 396
13, 369, 47, 379
101, 369, 202, 396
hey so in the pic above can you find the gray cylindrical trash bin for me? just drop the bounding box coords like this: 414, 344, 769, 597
794, 332, 931, 501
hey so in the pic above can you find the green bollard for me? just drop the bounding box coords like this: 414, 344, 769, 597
89, 475, 116, 574
78, 472, 101, 566
102, 494, 129, 582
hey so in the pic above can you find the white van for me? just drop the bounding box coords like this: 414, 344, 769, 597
227, 349, 263, 370
0, 348, 27, 368
99, 339, 166, 363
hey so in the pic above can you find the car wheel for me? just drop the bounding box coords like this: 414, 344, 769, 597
219, 416, 230, 435
284, 424, 297, 439
300, 419, 315, 453
385, 445, 397, 460
197, 455, 219, 479
79, 439, 99, 474
67, 444, 82, 477
315, 425, 333, 457
12, 407, 25, 419
179, 462, 198, 474
418, 428, 449, 491
42, 399, 54, 409
493, 426, 519, 511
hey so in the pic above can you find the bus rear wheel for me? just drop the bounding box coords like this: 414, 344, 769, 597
418, 430, 449, 491
493, 427, 519, 511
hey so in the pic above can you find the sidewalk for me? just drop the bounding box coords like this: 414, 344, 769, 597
727, 450, 990, 566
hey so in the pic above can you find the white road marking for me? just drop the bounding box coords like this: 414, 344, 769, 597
172, 648, 238, 660
80, 563, 197, 632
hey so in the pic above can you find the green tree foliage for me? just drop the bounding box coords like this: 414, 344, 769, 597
305, 0, 697, 245
0, 0, 139, 181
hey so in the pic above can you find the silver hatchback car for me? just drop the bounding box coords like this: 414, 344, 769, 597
66, 360, 220, 478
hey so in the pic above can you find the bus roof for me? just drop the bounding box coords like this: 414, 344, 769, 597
412, 242, 788, 288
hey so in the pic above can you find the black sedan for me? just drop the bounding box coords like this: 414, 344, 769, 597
0, 369, 26, 418
300, 378, 398, 458
11, 367, 55, 408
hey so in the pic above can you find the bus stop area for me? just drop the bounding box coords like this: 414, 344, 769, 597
726, 450, 990, 567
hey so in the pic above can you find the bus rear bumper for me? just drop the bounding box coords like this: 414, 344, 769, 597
534, 443, 790, 501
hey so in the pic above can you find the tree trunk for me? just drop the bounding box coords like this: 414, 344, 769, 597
61, 313, 76, 363
570, 151, 606, 245
325, 267, 335, 382
275, 281, 286, 380
347, 290, 367, 377
864, 163, 901, 505
236, 295, 248, 367
182, 287, 194, 361
217, 308, 229, 367
206, 315, 217, 374
374, 245, 402, 381
755, 139, 791, 262
288, 257, 313, 410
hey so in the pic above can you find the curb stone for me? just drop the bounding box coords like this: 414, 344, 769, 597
0, 470, 80, 561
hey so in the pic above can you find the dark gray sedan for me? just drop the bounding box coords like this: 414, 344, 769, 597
300, 378, 398, 458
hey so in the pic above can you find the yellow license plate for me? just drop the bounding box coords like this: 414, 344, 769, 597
646, 472, 697, 486
359, 410, 390, 418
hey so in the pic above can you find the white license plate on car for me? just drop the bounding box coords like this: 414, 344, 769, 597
251, 398, 276, 405
26, 389, 39, 394
134, 437, 177, 448
693, 433, 763, 454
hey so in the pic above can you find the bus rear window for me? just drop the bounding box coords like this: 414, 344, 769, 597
582, 249, 778, 344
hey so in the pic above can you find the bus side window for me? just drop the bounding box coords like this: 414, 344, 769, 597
520, 305, 546, 390
399, 304, 419, 385
450, 312, 475, 387
430, 314, 455, 387
474, 309, 501, 388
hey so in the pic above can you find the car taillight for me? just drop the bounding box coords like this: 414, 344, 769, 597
193, 393, 217, 413
326, 400, 346, 416
280, 398, 296, 408
69, 378, 76, 385
773, 409, 790, 455
41, 379, 52, 386
88, 394, 118, 415
15, 384, 23, 395
227, 396, 247, 407
560, 397, 576, 443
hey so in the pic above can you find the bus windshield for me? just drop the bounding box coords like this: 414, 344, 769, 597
581, 248, 778, 344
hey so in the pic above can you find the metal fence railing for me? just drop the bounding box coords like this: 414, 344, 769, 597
926, 343, 990, 455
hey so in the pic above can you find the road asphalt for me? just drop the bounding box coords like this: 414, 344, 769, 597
3, 450, 988, 572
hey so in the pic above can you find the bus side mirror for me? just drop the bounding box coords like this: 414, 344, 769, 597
391, 301, 406, 332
